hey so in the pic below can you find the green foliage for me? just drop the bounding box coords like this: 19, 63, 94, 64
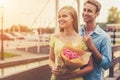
97, 22, 107, 30
107, 7, 120, 24
3, 52, 20, 58
10, 24, 30, 32
116, 40, 120, 44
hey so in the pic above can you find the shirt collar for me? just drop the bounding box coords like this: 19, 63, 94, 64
94, 25, 101, 34
81, 24, 101, 35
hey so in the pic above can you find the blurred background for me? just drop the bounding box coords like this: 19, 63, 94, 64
0, 0, 120, 57
0, 0, 120, 80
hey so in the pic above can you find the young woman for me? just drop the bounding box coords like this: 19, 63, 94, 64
49, 6, 93, 80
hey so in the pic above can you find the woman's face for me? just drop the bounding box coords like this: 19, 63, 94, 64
58, 9, 73, 29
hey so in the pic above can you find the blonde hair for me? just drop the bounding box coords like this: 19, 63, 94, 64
58, 6, 78, 33
84, 0, 101, 13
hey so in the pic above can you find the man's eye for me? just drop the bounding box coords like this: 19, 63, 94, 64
83, 9, 86, 12
88, 10, 92, 13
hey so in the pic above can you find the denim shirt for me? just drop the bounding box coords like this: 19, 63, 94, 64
79, 25, 112, 80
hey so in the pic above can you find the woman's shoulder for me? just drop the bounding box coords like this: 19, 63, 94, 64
50, 32, 61, 38
75, 34, 84, 41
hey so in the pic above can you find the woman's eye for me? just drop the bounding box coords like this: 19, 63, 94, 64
62, 14, 67, 17
58, 14, 68, 19
58, 16, 60, 18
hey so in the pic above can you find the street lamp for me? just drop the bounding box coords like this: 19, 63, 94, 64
76, 0, 80, 26
0, 0, 4, 60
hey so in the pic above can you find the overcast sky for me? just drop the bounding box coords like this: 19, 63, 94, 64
0, 0, 120, 29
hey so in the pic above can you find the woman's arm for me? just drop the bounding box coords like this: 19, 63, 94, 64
56, 55, 94, 79
49, 47, 55, 69
49, 46, 63, 76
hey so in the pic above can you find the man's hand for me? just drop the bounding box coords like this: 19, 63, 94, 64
83, 34, 102, 63
83, 34, 95, 51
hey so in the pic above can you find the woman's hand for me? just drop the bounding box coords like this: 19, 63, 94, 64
52, 67, 62, 76
52, 67, 71, 80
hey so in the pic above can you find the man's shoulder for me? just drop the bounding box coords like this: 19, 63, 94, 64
97, 26, 108, 35
78, 26, 85, 34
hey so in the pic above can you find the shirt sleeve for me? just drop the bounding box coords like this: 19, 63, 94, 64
99, 36, 112, 70
49, 35, 55, 48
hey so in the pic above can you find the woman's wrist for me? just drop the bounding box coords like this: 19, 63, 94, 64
66, 71, 77, 79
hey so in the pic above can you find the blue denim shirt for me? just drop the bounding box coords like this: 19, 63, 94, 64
79, 25, 112, 80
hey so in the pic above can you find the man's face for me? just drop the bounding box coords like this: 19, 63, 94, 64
82, 3, 99, 23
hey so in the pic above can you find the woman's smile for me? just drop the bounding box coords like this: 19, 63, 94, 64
59, 20, 65, 25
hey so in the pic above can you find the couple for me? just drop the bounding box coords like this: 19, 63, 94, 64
49, 0, 112, 80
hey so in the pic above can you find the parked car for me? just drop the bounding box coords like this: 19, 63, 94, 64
26, 34, 39, 41
10, 32, 25, 40
0, 33, 16, 40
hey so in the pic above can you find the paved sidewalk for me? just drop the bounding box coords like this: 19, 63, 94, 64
0, 49, 49, 63
0, 49, 50, 80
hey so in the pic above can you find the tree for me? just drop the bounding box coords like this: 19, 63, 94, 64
107, 7, 120, 24
97, 22, 107, 30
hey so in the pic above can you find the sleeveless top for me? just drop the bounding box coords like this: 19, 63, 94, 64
49, 35, 91, 80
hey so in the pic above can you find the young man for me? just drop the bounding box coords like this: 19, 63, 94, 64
79, 0, 112, 80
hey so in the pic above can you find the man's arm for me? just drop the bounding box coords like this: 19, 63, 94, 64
84, 35, 112, 69
56, 56, 94, 79
83, 34, 102, 63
